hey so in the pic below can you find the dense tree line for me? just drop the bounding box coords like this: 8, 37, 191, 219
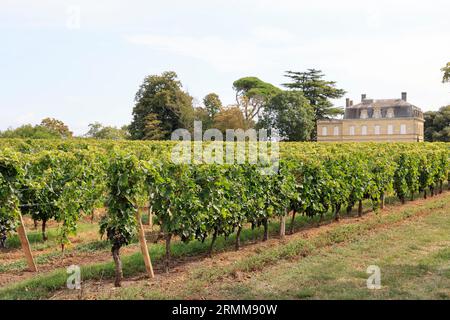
424, 105, 450, 142
2, 63, 448, 141
0, 118, 72, 139
129, 69, 345, 141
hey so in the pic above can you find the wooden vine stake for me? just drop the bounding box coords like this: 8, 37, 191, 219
136, 208, 154, 279
279, 209, 287, 239
148, 206, 153, 230
17, 213, 37, 272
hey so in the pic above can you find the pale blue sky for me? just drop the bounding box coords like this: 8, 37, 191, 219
1, 0, 449, 135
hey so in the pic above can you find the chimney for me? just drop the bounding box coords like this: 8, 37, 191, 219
350, 100, 353, 106
346, 98, 350, 108
401, 92, 407, 101
361, 94, 367, 102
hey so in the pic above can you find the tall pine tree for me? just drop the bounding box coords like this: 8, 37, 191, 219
283, 69, 345, 139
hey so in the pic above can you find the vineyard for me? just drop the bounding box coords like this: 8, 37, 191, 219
0, 139, 449, 292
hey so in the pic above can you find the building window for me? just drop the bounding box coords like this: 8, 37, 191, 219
333, 126, 339, 136
386, 108, 395, 118
374, 125, 380, 135
400, 124, 406, 134
322, 126, 327, 136
361, 125, 367, 135
360, 109, 368, 119
349, 126, 355, 136
373, 108, 382, 119
388, 124, 394, 135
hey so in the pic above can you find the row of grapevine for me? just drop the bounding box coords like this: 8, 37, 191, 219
0, 147, 106, 270
103, 144, 448, 285
0, 150, 23, 241
1, 140, 449, 287
0, 150, 37, 270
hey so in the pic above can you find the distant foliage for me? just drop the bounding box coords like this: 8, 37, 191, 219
212, 106, 246, 133
259, 90, 315, 141
203, 93, 222, 119
0, 124, 63, 139
129, 71, 195, 140
85, 122, 129, 140
233, 77, 281, 129
442, 62, 450, 83
40, 118, 73, 138
424, 105, 450, 142
283, 69, 345, 139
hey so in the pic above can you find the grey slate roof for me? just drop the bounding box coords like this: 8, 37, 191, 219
344, 99, 423, 119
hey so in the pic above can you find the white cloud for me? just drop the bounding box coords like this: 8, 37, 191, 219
126, 34, 266, 73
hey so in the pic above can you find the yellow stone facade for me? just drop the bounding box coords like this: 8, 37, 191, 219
317, 118, 424, 142
317, 93, 424, 142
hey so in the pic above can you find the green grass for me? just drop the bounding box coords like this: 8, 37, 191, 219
1, 193, 448, 300
0, 240, 111, 273
0, 251, 62, 273
4, 221, 98, 250
74, 240, 110, 253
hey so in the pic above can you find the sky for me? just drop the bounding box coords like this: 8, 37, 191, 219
1, 0, 449, 135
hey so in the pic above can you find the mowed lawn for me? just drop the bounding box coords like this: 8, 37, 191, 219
223, 207, 450, 299
96, 193, 450, 300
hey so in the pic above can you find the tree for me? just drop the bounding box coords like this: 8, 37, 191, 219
129, 71, 195, 140
233, 77, 281, 129
0, 118, 73, 139
213, 106, 246, 133
259, 91, 315, 141
143, 114, 166, 140
40, 118, 73, 138
283, 69, 345, 139
203, 93, 222, 119
194, 107, 211, 132
442, 62, 450, 83
85, 122, 102, 137
0, 124, 61, 139
85, 122, 129, 140
193, 93, 223, 131
424, 105, 450, 142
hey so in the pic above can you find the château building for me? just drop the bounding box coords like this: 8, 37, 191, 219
317, 92, 424, 142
